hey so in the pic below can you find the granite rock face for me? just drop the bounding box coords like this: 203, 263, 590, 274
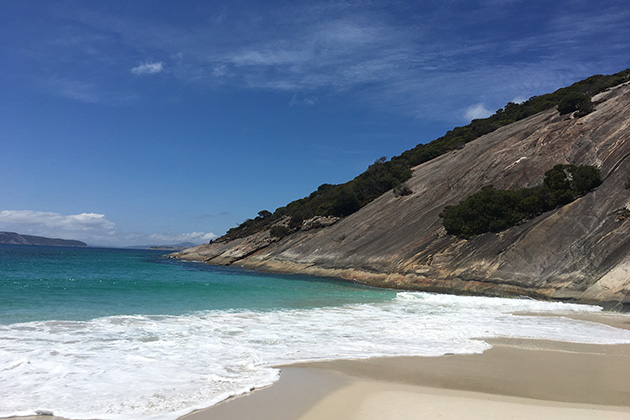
173, 83, 630, 307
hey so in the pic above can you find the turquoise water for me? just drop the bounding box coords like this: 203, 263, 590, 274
2, 244, 630, 420
0, 245, 394, 324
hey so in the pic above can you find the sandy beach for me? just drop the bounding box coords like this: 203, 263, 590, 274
178, 338, 630, 420
7, 312, 630, 420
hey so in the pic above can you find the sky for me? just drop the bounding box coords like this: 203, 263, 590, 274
1, 0, 628, 247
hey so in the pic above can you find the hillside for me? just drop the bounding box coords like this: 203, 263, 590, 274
172, 76, 630, 308
0, 232, 88, 247
219, 69, 630, 242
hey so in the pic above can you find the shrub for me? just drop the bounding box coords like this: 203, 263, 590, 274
557, 92, 593, 116
330, 188, 361, 217
258, 210, 272, 218
441, 164, 601, 237
440, 186, 525, 236
571, 165, 602, 192
393, 182, 413, 197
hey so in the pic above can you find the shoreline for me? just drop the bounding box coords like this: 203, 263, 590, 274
6, 312, 630, 420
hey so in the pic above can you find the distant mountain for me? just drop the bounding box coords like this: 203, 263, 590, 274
0, 232, 87, 247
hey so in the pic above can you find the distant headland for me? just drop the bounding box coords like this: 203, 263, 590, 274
0, 231, 88, 247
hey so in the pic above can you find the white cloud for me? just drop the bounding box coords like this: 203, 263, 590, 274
464, 103, 493, 121
131, 61, 164, 75
0, 210, 115, 231
0, 210, 117, 243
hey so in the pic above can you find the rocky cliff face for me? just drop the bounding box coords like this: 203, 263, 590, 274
172, 82, 630, 308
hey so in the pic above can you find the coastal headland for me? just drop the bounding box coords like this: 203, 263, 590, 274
171, 78, 630, 309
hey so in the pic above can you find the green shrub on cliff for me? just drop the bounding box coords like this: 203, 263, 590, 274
557, 92, 593, 116
441, 186, 525, 236
440, 164, 602, 237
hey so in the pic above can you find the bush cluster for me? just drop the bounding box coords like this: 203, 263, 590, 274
222, 69, 628, 242
440, 165, 602, 237
557, 91, 593, 116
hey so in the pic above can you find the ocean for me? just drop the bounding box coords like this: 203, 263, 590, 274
1, 245, 630, 420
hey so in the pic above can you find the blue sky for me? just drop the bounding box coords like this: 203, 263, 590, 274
1, 0, 628, 247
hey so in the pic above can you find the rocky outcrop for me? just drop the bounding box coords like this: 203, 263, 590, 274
172, 82, 630, 308
0, 232, 87, 247
172, 217, 295, 264
301, 216, 340, 231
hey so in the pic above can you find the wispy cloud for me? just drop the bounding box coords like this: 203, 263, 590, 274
289, 94, 318, 107
131, 61, 163, 75
23, 1, 630, 119
42, 78, 102, 103
39, 78, 137, 105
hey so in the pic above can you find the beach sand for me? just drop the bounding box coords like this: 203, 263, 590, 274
179, 339, 630, 420
8, 312, 630, 420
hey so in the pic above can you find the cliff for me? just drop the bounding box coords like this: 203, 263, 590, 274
0, 232, 88, 247
172, 81, 630, 308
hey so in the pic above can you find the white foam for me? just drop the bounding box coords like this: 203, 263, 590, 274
1, 292, 629, 420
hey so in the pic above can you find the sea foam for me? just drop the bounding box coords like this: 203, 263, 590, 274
1, 292, 629, 420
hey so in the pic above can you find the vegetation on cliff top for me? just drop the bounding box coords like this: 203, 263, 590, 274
221, 69, 629, 242
440, 164, 602, 237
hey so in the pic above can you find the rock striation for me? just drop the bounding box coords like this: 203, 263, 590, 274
172, 82, 630, 308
